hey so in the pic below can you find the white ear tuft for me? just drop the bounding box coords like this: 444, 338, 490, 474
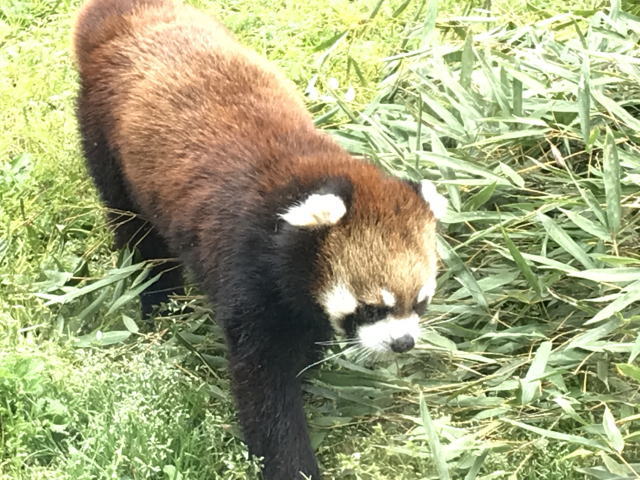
280, 193, 346, 227
420, 180, 448, 220
417, 281, 436, 303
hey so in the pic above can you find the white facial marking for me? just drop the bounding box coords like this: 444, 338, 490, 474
280, 193, 346, 227
420, 180, 448, 220
357, 314, 421, 353
380, 288, 396, 307
320, 283, 358, 333
417, 279, 436, 304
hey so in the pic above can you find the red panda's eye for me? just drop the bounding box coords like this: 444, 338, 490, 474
361, 304, 391, 323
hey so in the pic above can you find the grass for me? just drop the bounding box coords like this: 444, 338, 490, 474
1, 0, 640, 479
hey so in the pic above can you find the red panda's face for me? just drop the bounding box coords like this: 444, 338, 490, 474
280, 176, 447, 354
317, 217, 439, 354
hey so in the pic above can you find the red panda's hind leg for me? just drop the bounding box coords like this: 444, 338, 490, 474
77, 89, 184, 319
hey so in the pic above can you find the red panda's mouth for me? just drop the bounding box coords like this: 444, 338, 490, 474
356, 314, 421, 354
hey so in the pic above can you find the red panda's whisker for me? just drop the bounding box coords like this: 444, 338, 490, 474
296, 346, 358, 378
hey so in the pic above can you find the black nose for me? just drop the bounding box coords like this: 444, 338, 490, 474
390, 335, 415, 353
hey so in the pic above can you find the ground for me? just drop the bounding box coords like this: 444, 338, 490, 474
1, 0, 640, 479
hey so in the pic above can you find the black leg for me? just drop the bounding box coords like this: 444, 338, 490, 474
129, 222, 185, 317
77, 90, 184, 317
227, 330, 321, 480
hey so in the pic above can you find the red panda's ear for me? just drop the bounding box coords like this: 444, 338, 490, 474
420, 180, 448, 219
280, 193, 347, 227
279, 176, 352, 228
406, 179, 448, 220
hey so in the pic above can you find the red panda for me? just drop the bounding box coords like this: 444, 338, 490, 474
73, 0, 447, 478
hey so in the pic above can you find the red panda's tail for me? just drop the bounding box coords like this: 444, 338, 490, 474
73, 0, 169, 69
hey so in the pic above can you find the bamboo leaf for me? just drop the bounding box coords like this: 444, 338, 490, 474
438, 237, 489, 310
420, 393, 451, 480
602, 406, 624, 453
122, 314, 139, 333
38, 263, 145, 306
560, 208, 611, 242
538, 212, 595, 269
430, 131, 461, 212
562, 319, 622, 351
420, 0, 439, 48
520, 341, 552, 404
465, 128, 550, 148
503, 418, 611, 451
568, 268, 640, 283
501, 228, 543, 296
512, 72, 523, 117
366, 0, 385, 21
578, 56, 591, 144
585, 280, 640, 325
616, 363, 640, 383
603, 128, 621, 238
460, 32, 473, 89
313, 30, 348, 53
418, 151, 511, 186
74, 330, 131, 348
465, 182, 496, 210
106, 271, 163, 315
463, 451, 488, 480
392, 0, 412, 18
592, 89, 640, 132
577, 186, 608, 228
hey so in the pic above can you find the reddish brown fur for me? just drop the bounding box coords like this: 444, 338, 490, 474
73, 1, 438, 477
73, 0, 433, 298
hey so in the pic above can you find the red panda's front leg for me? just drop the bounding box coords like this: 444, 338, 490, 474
227, 340, 321, 480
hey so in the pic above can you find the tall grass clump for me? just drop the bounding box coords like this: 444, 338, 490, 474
307, 2, 640, 478
0, 343, 260, 479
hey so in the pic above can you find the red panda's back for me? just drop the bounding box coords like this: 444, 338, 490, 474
73, 0, 316, 221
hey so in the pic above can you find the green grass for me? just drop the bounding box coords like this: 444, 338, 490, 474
2, 0, 640, 479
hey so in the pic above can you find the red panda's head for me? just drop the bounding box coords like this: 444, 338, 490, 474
279, 170, 447, 354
